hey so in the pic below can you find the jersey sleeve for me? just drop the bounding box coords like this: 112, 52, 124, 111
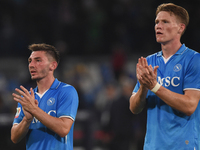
13, 103, 24, 125
57, 85, 79, 121
184, 53, 200, 90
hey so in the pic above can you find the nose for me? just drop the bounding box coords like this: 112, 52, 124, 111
155, 21, 162, 28
29, 61, 35, 68
155, 23, 162, 32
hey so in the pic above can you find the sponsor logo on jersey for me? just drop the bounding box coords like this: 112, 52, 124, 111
15, 107, 21, 118
32, 110, 56, 123
158, 76, 180, 87
47, 97, 55, 106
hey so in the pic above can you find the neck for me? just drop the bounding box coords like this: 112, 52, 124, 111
36, 75, 55, 94
161, 40, 182, 59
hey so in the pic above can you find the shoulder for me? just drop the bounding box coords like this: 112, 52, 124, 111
185, 48, 200, 62
58, 82, 78, 95
145, 51, 161, 64
146, 51, 161, 59
184, 47, 199, 56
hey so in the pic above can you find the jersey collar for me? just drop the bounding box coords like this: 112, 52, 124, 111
157, 44, 187, 57
49, 78, 61, 90
34, 78, 61, 92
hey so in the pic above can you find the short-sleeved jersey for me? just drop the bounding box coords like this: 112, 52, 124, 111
13, 78, 79, 150
133, 44, 200, 150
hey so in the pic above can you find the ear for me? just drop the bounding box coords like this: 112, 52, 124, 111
178, 23, 186, 35
49, 61, 58, 71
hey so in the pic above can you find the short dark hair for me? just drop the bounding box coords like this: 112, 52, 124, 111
28, 43, 60, 64
156, 3, 189, 33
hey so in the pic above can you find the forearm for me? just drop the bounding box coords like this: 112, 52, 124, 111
11, 117, 32, 143
129, 86, 148, 114
31, 107, 72, 137
155, 86, 199, 116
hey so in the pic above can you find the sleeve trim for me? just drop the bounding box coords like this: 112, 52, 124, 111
59, 116, 74, 121
183, 88, 200, 91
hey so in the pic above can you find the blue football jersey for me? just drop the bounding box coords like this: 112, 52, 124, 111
13, 78, 79, 150
133, 44, 200, 150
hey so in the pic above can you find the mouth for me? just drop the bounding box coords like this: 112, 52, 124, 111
156, 31, 163, 35
30, 70, 37, 75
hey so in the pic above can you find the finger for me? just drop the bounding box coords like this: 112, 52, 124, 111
15, 88, 31, 101
136, 64, 144, 76
136, 64, 143, 80
140, 57, 144, 66
12, 93, 22, 100
143, 58, 148, 66
20, 85, 30, 95
35, 100, 38, 106
140, 57, 148, 67
145, 65, 153, 76
13, 97, 21, 102
13, 97, 25, 106
30, 88, 35, 97
138, 63, 148, 75
15, 88, 26, 98
138, 58, 142, 66
154, 66, 159, 75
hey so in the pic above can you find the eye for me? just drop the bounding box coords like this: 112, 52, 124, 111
36, 59, 41, 62
163, 20, 168, 23
28, 59, 31, 64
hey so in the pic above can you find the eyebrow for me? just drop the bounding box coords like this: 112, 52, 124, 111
28, 57, 41, 61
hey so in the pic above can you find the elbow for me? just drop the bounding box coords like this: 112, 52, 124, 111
11, 139, 18, 144
129, 106, 135, 114
184, 104, 197, 116
129, 106, 142, 114
185, 108, 195, 116
129, 100, 142, 114
11, 127, 20, 144
11, 136, 19, 144
129, 103, 142, 114
58, 128, 70, 137
185, 112, 193, 116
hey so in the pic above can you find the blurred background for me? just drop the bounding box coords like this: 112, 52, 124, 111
0, 0, 200, 150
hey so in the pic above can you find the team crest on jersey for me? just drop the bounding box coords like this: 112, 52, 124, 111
47, 97, 55, 106
15, 107, 21, 118
173, 64, 182, 72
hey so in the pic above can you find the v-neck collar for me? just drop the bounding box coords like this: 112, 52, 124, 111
34, 78, 61, 94
157, 44, 188, 64
157, 44, 187, 57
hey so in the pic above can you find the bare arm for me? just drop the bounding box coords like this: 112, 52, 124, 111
129, 86, 148, 114
11, 117, 32, 143
31, 107, 74, 137
155, 87, 200, 116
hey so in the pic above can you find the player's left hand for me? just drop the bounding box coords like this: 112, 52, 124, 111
12, 86, 38, 114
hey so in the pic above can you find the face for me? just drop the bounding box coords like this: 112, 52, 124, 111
155, 11, 182, 44
28, 51, 52, 80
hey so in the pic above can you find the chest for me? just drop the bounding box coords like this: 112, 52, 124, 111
151, 55, 187, 88
29, 90, 59, 128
